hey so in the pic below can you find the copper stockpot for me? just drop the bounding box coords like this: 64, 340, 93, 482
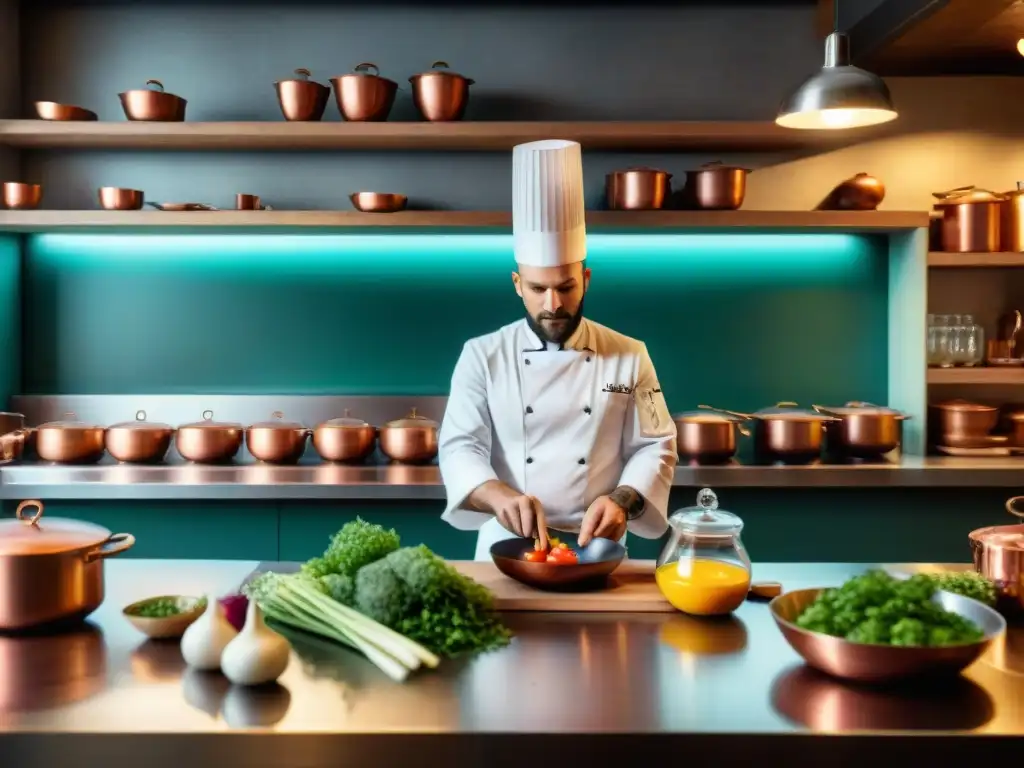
700, 402, 835, 463
672, 410, 749, 464
98, 187, 144, 210
35, 413, 106, 464
34, 101, 97, 121
816, 172, 885, 211
175, 410, 244, 463
274, 68, 330, 122
350, 192, 407, 213
104, 410, 173, 464
312, 410, 377, 463
930, 399, 999, 444
969, 497, 1024, 618
236, 194, 262, 211
409, 62, 473, 122
0, 500, 135, 631
378, 408, 439, 463
813, 401, 908, 457
933, 187, 1004, 253
2, 182, 42, 210
331, 63, 398, 122
682, 161, 750, 210
246, 411, 310, 464
605, 168, 672, 211
119, 80, 187, 122
1001, 182, 1024, 252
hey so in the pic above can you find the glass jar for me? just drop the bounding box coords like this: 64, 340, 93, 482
655, 488, 751, 616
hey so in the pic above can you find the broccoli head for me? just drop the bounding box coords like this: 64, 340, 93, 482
300, 518, 400, 580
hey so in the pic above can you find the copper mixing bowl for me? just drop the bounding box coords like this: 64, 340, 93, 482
98, 187, 144, 211
770, 587, 1005, 683
2, 183, 42, 210
34, 101, 97, 121
119, 79, 187, 122
350, 192, 407, 213
490, 537, 625, 591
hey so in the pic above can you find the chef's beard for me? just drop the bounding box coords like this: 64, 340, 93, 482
526, 297, 585, 346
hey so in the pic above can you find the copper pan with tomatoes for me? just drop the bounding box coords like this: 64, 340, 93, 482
490, 536, 626, 591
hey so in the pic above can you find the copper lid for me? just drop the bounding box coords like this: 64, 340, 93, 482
813, 401, 906, 417
610, 167, 672, 178
691, 161, 752, 174
409, 61, 474, 84
109, 409, 172, 430
933, 399, 997, 413
672, 410, 741, 424
384, 407, 439, 429
933, 187, 1005, 206
38, 411, 102, 430
276, 67, 327, 86
754, 403, 835, 422
249, 411, 305, 429
180, 409, 242, 429
970, 524, 1024, 552
0, 500, 112, 556
320, 409, 372, 429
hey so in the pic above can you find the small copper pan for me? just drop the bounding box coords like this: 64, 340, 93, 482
98, 187, 144, 210
34, 101, 97, 121
274, 68, 330, 122
350, 192, 407, 213
119, 80, 187, 122
2, 183, 42, 210
331, 63, 398, 122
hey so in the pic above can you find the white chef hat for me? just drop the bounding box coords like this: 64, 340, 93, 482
512, 139, 587, 268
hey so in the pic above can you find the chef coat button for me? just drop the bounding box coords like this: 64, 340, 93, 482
525, 359, 532, 366
583, 406, 591, 414
527, 457, 534, 464
578, 458, 586, 465
586, 356, 591, 362
526, 406, 534, 414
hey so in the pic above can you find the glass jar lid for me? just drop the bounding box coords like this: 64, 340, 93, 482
670, 488, 744, 536
0, 500, 113, 556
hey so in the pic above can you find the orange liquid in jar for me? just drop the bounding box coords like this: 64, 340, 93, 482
655, 558, 750, 616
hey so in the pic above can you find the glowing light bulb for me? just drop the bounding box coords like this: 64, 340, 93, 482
1017, 38, 1024, 56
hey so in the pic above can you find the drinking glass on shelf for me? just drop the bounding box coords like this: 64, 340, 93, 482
965, 323, 985, 366
927, 314, 953, 367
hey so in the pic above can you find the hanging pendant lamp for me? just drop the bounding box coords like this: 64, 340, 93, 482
776, 3, 897, 130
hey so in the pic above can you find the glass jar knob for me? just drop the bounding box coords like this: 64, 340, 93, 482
696, 487, 719, 519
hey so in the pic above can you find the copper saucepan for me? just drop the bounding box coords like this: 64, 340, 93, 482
408, 61, 473, 122
378, 408, 439, 463
699, 402, 835, 463
105, 410, 174, 464
672, 410, 749, 464
35, 413, 106, 464
331, 63, 398, 122
605, 168, 672, 211
813, 401, 909, 457
969, 497, 1024, 618
930, 400, 999, 447
0, 500, 135, 631
118, 79, 187, 122
312, 410, 377, 463
245, 411, 310, 464
682, 161, 750, 210
274, 68, 330, 122
175, 410, 244, 463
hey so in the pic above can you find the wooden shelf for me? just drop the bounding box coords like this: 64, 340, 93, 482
0, 120, 876, 152
928, 252, 1024, 267
0, 209, 929, 233
927, 367, 1024, 385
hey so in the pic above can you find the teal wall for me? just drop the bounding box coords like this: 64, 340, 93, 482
0, 236, 20, 405
22, 232, 888, 412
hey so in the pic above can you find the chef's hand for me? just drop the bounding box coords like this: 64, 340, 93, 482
471, 481, 549, 549
578, 496, 627, 547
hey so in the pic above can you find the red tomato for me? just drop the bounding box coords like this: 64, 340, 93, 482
523, 550, 547, 563
547, 548, 579, 565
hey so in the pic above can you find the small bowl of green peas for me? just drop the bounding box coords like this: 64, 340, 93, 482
123, 595, 206, 640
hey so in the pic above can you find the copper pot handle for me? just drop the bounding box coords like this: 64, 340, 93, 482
136, 409, 148, 422
1006, 496, 1024, 519
354, 63, 380, 76
736, 424, 751, 438
698, 404, 752, 420
272, 411, 285, 421
15, 499, 43, 525
293, 68, 312, 80
86, 533, 136, 563
431, 61, 451, 71
202, 409, 214, 421
145, 79, 165, 93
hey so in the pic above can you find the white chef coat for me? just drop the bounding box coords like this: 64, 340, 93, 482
438, 317, 678, 561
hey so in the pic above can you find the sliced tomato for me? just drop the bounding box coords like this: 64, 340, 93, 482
547, 548, 579, 565
523, 550, 547, 563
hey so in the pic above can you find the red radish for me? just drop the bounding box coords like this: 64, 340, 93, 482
219, 594, 249, 632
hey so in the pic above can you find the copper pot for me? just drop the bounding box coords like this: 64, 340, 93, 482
408, 62, 473, 122
118, 80, 187, 122
930, 399, 998, 443
0, 411, 24, 436
817, 172, 886, 211
1001, 182, 1024, 253
969, 497, 1024, 617
105, 410, 173, 464
175, 410, 244, 463
98, 187, 144, 211
813, 401, 908, 457
331, 63, 397, 122
605, 168, 672, 211
682, 162, 750, 210
672, 410, 749, 464
378, 408, 439, 463
933, 187, 1003, 253
312, 410, 377, 463
245, 411, 310, 464
0, 500, 135, 631
274, 68, 330, 122
350, 192, 407, 213
35, 413, 106, 464
700, 402, 835, 463
34, 101, 97, 121
2, 182, 42, 210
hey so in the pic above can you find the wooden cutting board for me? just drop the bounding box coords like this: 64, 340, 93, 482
452, 560, 675, 612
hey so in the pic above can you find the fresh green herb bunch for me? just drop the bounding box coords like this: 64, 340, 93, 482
301, 518, 401, 580
795, 570, 985, 647
926, 571, 997, 607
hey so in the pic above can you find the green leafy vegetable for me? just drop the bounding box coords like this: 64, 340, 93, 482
795, 570, 985, 647
925, 571, 997, 607
301, 518, 401, 580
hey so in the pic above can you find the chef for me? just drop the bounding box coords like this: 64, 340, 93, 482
438, 138, 678, 561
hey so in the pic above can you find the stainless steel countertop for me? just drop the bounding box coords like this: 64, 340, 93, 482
1, 456, 1022, 500
1, 560, 1022, 767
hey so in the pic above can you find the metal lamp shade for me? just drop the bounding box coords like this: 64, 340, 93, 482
776, 32, 897, 130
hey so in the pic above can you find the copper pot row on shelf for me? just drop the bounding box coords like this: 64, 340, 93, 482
35, 62, 474, 125
930, 184, 1024, 253
0, 409, 440, 465
674, 401, 908, 464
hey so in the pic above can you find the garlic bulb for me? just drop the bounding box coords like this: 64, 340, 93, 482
180, 596, 238, 671
220, 600, 291, 687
